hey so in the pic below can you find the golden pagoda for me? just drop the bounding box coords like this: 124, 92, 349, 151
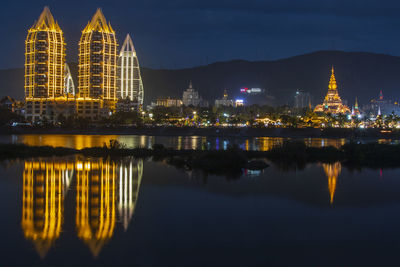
314, 67, 350, 114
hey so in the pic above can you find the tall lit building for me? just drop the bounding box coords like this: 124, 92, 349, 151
314, 67, 350, 114
25, 7, 67, 122
77, 8, 118, 119
117, 34, 144, 110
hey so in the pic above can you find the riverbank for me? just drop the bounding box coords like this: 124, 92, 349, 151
1, 141, 400, 174
2, 126, 400, 139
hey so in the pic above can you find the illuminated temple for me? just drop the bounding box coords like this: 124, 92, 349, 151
314, 67, 350, 114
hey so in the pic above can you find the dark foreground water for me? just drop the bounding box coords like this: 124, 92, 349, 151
1, 156, 400, 266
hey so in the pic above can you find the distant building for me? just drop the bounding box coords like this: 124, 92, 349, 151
235, 99, 244, 107
116, 98, 140, 113
64, 63, 75, 96
314, 67, 350, 114
0, 96, 17, 112
367, 90, 400, 115
182, 81, 200, 106
351, 97, 361, 116
156, 98, 183, 108
294, 90, 311, 109
239, 87, 274, 106
215, 89, 234, 107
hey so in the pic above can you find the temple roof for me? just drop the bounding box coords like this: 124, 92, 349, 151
83, 8, 114, 34
31, 6, 61, 32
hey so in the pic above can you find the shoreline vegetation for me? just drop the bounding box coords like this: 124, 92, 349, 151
2, 126, 400, 139
1, 140, 400, 175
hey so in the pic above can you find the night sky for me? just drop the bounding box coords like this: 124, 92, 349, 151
2, 0, 400, 69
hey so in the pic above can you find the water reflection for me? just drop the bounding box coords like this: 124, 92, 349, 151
75, 159, 117, 257
22, 160, 74, 258
21, 157, 143, 258
322, 162, 341, 204
5, 134, 349, 151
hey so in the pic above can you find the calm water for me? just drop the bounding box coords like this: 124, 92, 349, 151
1, 156, 400, 266
0, 134, 351, 150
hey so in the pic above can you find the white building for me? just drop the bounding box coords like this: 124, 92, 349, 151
64, 63, 75, 95
215, 89, 234, 107
182, 81, 200, 106
117, 34, 144, 108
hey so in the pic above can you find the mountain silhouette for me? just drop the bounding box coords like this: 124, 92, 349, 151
1, 50, 399, 107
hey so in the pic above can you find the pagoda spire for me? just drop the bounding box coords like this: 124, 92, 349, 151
328, 66, 337, 90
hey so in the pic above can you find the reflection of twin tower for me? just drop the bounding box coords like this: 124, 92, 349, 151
21, 158, 143, 258
25, 7, 144, 122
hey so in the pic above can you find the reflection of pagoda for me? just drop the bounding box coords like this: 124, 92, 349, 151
21, 160, 74, 258
322, 162, 342, 204
118, 160, 143, 231
76, 159, 117, 258
314, 67, 350, 114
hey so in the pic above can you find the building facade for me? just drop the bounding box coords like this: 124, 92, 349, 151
156, 98, 183, 108
77, 8, 118, 120
182, 81, 200, 106
25, 7, 71, 122
294, 90, 311, 109
215, 89, 234, 107
314, 67, 350, 114
117, 34, 144, 110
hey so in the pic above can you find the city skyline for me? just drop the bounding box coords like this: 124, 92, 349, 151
3, 0, 400, 69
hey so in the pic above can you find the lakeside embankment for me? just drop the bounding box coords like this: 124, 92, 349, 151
1, 141, 400, 175
1, 126, 400, 139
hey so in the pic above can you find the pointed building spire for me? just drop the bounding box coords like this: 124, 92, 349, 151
189, 80, 193, 89
378, 106, 381, 116
379, 90, 384, 100
83, 8, 113, 33
32, 6, 59, 31
355, 97, 359, 109
328, 66, 337, 90
120, 34, 136, 54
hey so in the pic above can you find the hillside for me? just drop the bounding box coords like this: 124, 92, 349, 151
2, 50, 400, 106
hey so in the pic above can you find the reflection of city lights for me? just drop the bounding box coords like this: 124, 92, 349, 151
322, 162, 341, 204
22, 160, 73, 258
76, 162, 83, 170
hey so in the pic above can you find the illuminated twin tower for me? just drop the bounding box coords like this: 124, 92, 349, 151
25, 7, 144, 122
